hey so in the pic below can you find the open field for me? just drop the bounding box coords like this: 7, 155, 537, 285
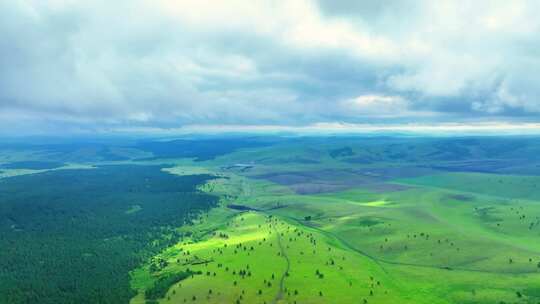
129, 161, 540, 304
2, 136, 540, 303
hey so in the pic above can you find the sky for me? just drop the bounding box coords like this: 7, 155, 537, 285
2, 0, 540, 134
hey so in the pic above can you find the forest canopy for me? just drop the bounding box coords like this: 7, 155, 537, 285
0, 165, 218, 304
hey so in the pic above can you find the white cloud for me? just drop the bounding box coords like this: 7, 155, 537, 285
1, 0, 540, 134
340, 94, 437, 118
108, 122, 540, 136
343, 94, 408, 114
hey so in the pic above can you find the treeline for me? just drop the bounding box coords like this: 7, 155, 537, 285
144, 270, 200, 301
0, 165, 218, 304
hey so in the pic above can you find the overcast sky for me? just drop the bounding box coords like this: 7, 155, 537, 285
2, 0, 540, 134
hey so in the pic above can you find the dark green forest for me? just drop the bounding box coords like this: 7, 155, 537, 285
0, 165, 218, 304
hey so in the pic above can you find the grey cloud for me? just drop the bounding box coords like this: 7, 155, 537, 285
1, 0, 540, 134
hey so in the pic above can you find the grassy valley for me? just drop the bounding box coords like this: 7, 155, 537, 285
1, 136, 540, 303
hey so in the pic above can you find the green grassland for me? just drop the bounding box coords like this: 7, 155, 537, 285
3, 136, 540, 303
128, 162, 540, 304
130, 205, 402, 304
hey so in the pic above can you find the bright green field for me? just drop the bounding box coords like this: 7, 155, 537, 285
129, 162, 540, 304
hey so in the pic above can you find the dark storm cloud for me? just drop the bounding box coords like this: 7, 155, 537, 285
1, 0, 540, 134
